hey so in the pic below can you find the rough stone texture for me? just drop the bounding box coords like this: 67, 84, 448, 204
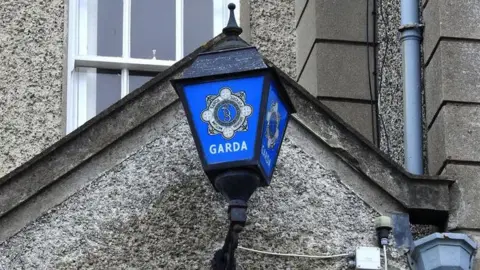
428, 104, 480, 174
322, 100, 376, 141
0, 74, 182, 218
0, 120, 411, 269
377, 0, 406, 165
0, 101, 185, 244
249, 0, 296, 78
425, 40, 480, 126
0, 70, 452, 247
423, 0, 480, 61
442, 164, 480, 230
0, 0, 65, 178
283, 79, 451, 218
287, 120, 406, 216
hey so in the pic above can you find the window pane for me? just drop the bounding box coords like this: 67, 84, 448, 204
97, 0, 123, 57
78, 0, 123, 57
129, 71, 158, 92
131, 0, 175, 60
184, 0, 214, 55
96, 69, 122, 114
76, 68, 122, 125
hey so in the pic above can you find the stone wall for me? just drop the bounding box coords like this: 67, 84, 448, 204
0, 107, 411, 269
377, 0, 432, 170
246, 0, 296, 78
0, 0, 409, 180
423, 0, 480, 266
377, 0, 404, 164
0, 0, 65, 178
0, 0, 413, 182
296, 0, 377, 144
423, 0, 480, 261
289, 0, 415, 164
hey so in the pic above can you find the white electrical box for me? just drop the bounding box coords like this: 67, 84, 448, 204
355, 247, 381, 270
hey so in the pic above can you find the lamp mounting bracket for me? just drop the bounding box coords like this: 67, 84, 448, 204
212, 222, 243, 270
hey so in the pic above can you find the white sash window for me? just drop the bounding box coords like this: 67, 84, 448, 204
66, 0, 240, 133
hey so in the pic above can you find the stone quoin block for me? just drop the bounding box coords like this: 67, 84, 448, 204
295, 0, 307, 22
320, 43, 374, 100
296, 0, 316, 73
425, 41, 480, 126
297, 47, 318, 96
322, 100, 376, 142
298, 42, 375, 100
443, 164, 480, 230
295, 0, 374, 74
428, 103, 480, 174
423, 0, 480, 61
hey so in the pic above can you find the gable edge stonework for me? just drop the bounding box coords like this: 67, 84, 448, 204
0, 37, 453, 243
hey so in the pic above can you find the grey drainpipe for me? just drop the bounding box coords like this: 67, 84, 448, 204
400, 0, 424, 174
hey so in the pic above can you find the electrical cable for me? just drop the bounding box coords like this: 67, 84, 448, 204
366, 0, 376, 144
375, 216, 392, 270
367, 0, 391, 157
383, 245, 388, 270
237, 246, 350, 259
376, 0, 392, 155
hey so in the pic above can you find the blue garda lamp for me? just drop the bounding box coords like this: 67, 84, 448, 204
171, 3, 295, 269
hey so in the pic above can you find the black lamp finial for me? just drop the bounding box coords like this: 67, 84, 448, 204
213, 3, 248, 51
223, 3, 242, 37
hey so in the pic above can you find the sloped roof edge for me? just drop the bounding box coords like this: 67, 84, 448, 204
0, 36, 225, 187
267, 60, 453, 226
0, 35, 452, 229
0, 34, 225, 222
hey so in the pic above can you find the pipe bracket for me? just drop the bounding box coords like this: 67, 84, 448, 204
399, 23, 424, 32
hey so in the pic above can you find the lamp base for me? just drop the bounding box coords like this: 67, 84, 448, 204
212, 170, 260, 269
214, 170, 260, 224
214, 170, 260, 203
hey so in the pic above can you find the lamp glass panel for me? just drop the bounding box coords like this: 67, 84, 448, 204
259, 83, 289, 181
183, 76, 264, 165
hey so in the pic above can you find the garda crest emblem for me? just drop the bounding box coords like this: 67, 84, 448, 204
265, 101, 280, 149
201, 88, 253, 139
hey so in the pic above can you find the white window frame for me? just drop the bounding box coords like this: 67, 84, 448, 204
66, 0, 240, 133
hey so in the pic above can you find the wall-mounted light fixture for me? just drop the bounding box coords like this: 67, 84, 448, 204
409, 233, 477, 270
171, 4, 295, 269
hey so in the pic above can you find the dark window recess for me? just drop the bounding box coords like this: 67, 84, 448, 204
131, 0, 176, 60
129, 71, 158, 92
96, 69, 122, 114
184, 0, 214, 55
97, 0, 123, 57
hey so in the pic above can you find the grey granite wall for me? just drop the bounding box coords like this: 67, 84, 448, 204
295, 0, 377, 143
246, 0, 419, 167
377, 0, 428, 167
423, 0, 480, 264
248, 0, 296, 78
0, 0, 65, 177
377, 0, 404, 164
0, 118, 411, 269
